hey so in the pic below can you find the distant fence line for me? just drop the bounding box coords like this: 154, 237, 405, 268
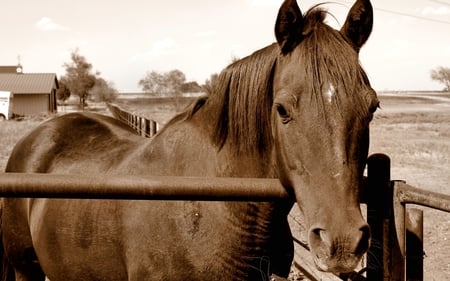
107, 103, 157, 138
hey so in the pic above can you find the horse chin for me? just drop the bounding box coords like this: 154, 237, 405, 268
312, 252, 362, 274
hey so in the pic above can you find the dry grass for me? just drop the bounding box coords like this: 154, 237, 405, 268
0, 117, 49, 172
371, 111, 450, 194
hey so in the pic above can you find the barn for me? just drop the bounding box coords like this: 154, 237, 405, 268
0, 65, 58, 116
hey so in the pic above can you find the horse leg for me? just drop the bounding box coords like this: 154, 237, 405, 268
1, 200, 45, 281
1, 243, 45, 281
10, 248, 45, 281
13, 269, 45, 281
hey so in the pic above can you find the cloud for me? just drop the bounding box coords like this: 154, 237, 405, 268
130, 37, 176, 61
421, 6, 450, 15
35, 17, 68, 31
149, 37, 175, 57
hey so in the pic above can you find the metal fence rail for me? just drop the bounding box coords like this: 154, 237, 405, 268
0, 172, 350, 281
0, 173, 288, 201
394, 181, 450, 212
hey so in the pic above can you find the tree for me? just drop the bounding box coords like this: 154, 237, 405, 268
166, 69, 186, 96
430, 66, 450, 91
62, 49, 97, 109
56, 78, 71, 102
180, 81, 202, 93
89, 78, 118, 103
202, 73, 219, 95
138, 69, 186, 96
138, 71, 165, 95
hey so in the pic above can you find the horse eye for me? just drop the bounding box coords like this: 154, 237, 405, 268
276, 104, 291, 123
276, 104, 287, 116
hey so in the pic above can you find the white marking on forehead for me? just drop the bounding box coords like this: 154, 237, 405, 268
324, 83, 335, 103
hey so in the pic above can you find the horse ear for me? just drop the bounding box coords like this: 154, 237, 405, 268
340, 0, 373, 52
275, 0, 304, 54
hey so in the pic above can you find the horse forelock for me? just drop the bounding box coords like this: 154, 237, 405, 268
209, 44, 278, 156
299, 7, 372, 119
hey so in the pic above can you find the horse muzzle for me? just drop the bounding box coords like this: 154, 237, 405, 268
308, 224, 371, 273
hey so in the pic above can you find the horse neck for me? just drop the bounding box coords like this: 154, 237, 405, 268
160, 108, 290, 222
219, 200, 293, 278
225, 200, 293, 235
147, 111, 294, 276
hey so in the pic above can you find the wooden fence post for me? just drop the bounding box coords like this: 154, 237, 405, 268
133, 115, 137, 130
406, 208, 423, 281
127, 111, 132, 126
367, 153, 405, 281
138, 117, 143, 136
150, 120, 157, 137
367, 153, 391, 281
144, 119, 151, 137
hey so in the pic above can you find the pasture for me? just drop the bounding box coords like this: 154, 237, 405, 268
0, 91, 448, 280
369, 92, 449, 281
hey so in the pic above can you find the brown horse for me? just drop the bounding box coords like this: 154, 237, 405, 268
1, 0, 378, 280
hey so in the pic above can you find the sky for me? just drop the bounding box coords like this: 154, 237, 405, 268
1, 0, 450, 92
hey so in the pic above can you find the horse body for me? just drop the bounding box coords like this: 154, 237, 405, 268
2, 0, 377, 280
3, 112, 292, 280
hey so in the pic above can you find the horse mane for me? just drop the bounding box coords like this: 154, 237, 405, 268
183, 6, 370, 156
209, 44, 279, 156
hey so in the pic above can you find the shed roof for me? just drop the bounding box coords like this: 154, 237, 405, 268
0, 66, 19, 73
0, 73, 59, 94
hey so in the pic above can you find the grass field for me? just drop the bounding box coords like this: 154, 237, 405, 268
0, 91, 448, 280
0, 116, 51, 172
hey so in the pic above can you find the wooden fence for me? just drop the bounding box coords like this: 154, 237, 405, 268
364, 154, 450, 281
107, 103, 158, 137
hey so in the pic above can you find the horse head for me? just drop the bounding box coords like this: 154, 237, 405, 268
272, 0, 378, 273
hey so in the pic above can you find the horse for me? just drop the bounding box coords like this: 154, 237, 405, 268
1, 0, 378, 280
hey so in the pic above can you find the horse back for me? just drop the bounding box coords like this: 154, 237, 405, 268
5, 112, 142, 174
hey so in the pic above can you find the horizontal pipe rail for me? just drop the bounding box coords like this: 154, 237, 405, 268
394, 181, 450, 212
0, 173, 290, 201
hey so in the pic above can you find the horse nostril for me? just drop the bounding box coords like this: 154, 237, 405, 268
310, 225, 371, 255
355, 225, 371, 255
312, 228, 322, 237
309, 228, 329, 249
